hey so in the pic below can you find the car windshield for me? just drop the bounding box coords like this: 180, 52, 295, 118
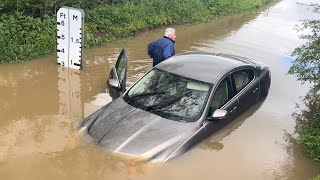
123, 69, 212, 122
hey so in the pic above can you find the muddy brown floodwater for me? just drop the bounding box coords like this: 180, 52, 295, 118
0, 0, 319, 179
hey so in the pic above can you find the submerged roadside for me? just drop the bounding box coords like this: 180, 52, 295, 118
288, 3, 320, 180
0, 0, 273, 64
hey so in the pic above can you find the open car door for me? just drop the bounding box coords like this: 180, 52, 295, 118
107, 48, 128, 100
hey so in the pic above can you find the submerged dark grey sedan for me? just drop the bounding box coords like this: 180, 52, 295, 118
79, 49, 271, 163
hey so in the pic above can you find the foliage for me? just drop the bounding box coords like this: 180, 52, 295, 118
292, 87, 320, 178
294, 85, 320, 163
288, 85, 320, 180
289, 3, 320, 84
85, 0, 211, 41
204, 0, 272, 15
0, 0, 273, 63
294, 85, 320, 132
289, 4, 320, 172
289, 5, 320, 179
0, 0, 123, 16
298, 114, 320, 162
0, 13, 56, 63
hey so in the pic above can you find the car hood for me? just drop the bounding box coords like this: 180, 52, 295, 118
80, 98, 197, 162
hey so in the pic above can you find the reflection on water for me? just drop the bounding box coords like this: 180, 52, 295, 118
0, 0, 320, 179
278, 85, 320, 180
58, 67, 82, 120
0, 58, 59, 122
200, 99, 266, 152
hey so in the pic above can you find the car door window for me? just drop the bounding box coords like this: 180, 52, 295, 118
210, 76, 233, 113
115, 50, 127, 89
232, 69, 254, 93
107, 49, 128, 100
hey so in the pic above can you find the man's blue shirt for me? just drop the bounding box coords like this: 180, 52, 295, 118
148, 36, 175, 66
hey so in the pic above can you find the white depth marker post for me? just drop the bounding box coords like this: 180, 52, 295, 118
57, 7, 84, 70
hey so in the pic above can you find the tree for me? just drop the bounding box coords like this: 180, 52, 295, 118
289, 3, 320, 84
290, 4, 320, 177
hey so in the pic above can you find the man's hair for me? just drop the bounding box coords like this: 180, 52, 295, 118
164, 28, 175, 37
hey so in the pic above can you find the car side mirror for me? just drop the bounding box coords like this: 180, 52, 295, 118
107, 79, 121, 90
209, 109, 228, 120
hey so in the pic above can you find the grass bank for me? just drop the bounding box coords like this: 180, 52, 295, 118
0, 0, 273, 63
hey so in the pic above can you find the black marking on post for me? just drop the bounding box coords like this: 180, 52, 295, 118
57, 49, 61, 52
74, 63, 81, 67
57, 62, 61, 65
57, 22, 61, 25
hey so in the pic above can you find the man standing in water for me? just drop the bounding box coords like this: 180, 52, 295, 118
147, 28, 176, 66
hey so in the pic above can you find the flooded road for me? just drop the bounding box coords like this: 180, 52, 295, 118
0, 0, 320, 179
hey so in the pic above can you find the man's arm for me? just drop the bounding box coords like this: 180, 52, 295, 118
147, 43, 153, 58
163, 44, 174, 59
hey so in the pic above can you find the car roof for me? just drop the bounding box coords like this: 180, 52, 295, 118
156, 52, 253, 84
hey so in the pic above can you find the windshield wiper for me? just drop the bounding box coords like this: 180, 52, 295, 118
127, 91, 169, 104
144, 91, 192, 111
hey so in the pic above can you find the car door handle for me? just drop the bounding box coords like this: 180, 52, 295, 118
230, 106, 237, 113
253, 87, 259, 93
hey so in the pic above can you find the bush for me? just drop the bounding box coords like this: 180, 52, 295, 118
289, 3, 320, 84
0, 13, 56, 63
289, 4, 320, 173
298, 116, 320, 162
290, 86, 320, 180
